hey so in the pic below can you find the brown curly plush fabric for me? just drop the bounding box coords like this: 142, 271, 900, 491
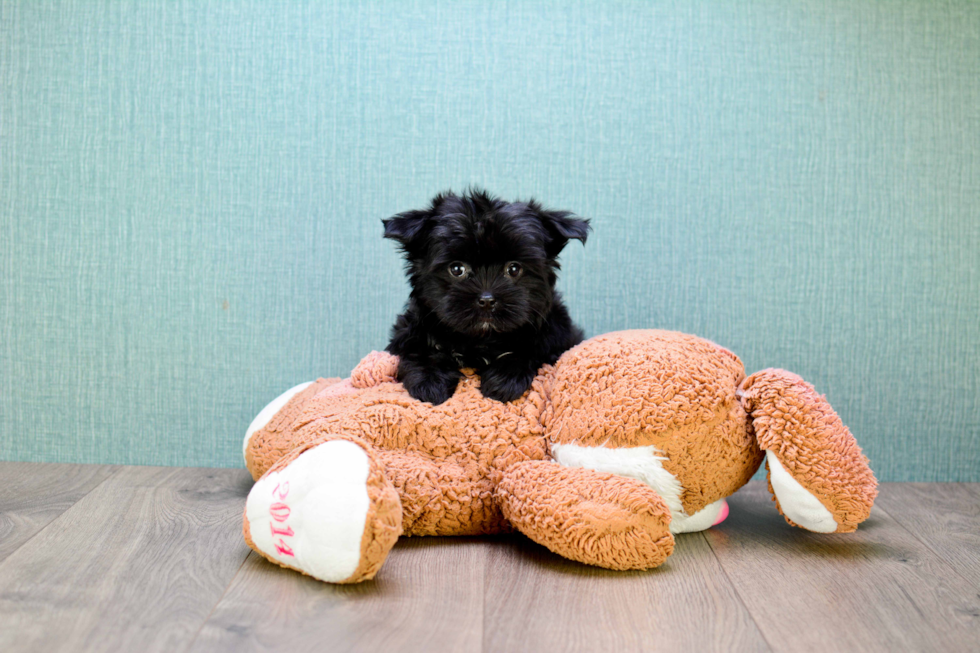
543, 330, 763, 516
244, 377, 341, 481
739, 369, 878, 533
243, 329, 877, 578
497, 460, 675, 570
350, 350, 399, 389
247, 363, 551, 536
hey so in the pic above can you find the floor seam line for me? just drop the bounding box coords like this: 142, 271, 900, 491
0, 464, 122, 571
700, 524, 777, 653
182, 550, 254, 653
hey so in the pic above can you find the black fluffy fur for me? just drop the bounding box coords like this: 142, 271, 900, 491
383, 189, 590, 405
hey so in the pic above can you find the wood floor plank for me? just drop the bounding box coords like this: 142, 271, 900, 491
0, 462, 116, 563
4, 466, 977, 652
876, 483, 980, 588
705, 482, 980, 653
187, 536, 486, 653
0, 465, 254, 653
484, 531, 771, 653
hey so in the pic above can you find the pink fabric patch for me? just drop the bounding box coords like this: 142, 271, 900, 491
712, 499, 730, 526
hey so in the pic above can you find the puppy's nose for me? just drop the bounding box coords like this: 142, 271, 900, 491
477, 292, 496, 310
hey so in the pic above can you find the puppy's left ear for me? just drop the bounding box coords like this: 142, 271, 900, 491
382, 209, 431, 253
535, 206, 591, 258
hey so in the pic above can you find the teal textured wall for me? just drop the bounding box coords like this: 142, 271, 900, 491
1, 0, 977, 480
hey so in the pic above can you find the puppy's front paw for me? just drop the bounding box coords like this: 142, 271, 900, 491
403, 369, 460, 405
480, 366, 535, 403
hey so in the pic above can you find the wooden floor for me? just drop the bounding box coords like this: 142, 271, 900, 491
0, 463, 977, 652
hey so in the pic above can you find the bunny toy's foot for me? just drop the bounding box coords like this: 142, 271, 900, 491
243, 437, 403, 583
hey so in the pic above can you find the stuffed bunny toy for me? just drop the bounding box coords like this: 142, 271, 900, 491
242, 330, 877, 583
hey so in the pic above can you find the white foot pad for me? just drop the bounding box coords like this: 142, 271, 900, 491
767, 451, 838, 533
243, 382, 313, 461
246, 440, 371, 582
671, 498, 727, 534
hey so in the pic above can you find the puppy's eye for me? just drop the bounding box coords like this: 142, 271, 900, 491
505, 262, 523, 279
448, 262, 470, 279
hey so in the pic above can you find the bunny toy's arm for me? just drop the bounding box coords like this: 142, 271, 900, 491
495, 459, 675, 570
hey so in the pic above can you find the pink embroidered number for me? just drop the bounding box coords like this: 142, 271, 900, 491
269, 481, 296, 557
269, 502, 291, 521
270, 523, 295, 537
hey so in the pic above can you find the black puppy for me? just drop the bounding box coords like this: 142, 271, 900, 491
383, 189, 590, 405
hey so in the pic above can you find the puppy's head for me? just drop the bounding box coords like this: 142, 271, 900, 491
383, 189, 590, 337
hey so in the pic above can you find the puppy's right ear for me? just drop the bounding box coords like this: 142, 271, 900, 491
382, 210, 431, 249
